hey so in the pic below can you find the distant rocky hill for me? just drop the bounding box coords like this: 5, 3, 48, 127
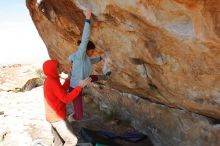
0, 64, 42, 91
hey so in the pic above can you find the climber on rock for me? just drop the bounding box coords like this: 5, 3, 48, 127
68, 9, 111, 121
42, 59, 92, 146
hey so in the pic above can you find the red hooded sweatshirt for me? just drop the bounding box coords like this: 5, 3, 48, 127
43, 60, 82, 123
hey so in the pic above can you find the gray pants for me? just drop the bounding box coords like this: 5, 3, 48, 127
51, 119, 78, 146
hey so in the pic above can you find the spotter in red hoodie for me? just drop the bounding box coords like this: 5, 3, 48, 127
43, 60, 82, 122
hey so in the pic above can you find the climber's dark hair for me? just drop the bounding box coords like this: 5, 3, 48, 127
77, 40, 95, 51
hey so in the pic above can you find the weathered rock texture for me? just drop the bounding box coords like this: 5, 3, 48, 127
89, 86, 220, 146
26, 0, 220, 145
26, 0, 220, 119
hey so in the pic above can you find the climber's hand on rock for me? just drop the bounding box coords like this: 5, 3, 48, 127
78, 77, 92, 88
84, 9, 92, 19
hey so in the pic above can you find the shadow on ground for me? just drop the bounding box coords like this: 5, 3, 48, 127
70, 95, 154, 146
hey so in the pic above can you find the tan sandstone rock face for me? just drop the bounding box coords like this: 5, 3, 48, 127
27, 0, 220, 119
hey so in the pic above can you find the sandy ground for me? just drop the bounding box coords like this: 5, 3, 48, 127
0, 64, 52, 146
0, 87, 53, 146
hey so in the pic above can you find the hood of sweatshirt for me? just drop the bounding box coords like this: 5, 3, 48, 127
43, 60, 59, 79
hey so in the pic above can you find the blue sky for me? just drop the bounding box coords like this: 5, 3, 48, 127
0, 0, 49, 64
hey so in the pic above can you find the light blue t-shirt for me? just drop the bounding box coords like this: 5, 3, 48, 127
69, 20, 101, 88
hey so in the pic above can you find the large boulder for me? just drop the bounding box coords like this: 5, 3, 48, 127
26, 0, 220, 119
26, 0, 220, 145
